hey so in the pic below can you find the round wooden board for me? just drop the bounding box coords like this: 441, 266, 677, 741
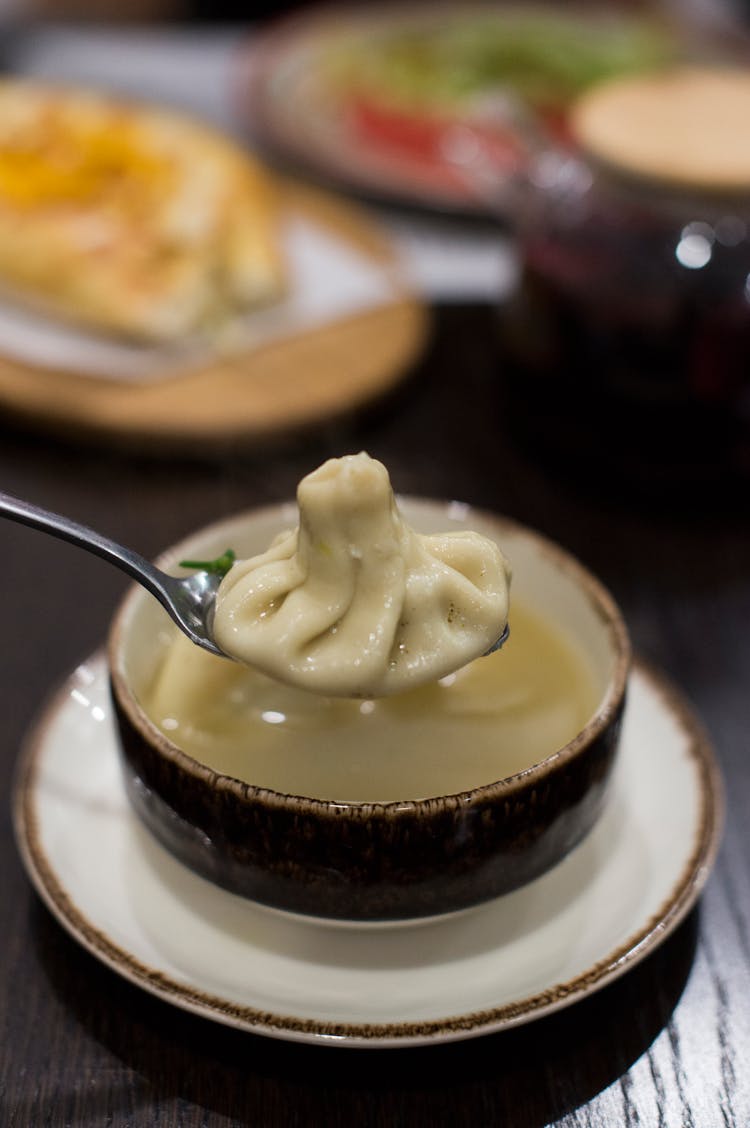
0, 182, 429, 452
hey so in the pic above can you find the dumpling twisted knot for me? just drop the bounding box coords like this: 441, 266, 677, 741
213, 453, 511, 696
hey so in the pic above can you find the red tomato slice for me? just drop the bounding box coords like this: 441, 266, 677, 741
346, 94, 525, 172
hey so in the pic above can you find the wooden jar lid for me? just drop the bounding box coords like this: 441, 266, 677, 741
570, 66, 750, 193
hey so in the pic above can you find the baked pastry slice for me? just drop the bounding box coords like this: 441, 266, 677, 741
0, 81, 285, 340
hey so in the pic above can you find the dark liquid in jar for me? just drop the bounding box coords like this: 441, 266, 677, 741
498, 201, 750, 499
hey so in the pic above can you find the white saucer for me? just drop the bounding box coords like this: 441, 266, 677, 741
13, 655, 722, 1049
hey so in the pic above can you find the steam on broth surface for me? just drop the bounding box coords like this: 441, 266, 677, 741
144, 599, 598, 803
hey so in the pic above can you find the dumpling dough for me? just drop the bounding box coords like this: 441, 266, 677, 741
212, 453, 511, 697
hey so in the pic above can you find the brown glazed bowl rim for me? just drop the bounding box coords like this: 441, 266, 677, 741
108, 499, 631, 819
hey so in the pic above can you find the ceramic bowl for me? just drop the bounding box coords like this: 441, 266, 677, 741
108, 500, 630, 923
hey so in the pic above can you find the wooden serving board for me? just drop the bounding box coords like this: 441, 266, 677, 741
0, 182, 428, 452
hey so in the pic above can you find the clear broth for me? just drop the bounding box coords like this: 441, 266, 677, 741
144, 600, 600, 803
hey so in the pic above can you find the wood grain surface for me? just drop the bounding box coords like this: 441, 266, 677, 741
0, 305, 747, 1127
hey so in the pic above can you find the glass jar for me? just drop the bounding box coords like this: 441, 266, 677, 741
497, 134, 750, 496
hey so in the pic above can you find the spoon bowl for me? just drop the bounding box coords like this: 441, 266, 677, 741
0, 491, 511, 670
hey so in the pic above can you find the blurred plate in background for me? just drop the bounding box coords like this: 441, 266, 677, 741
0, 181, 428, 452
239, 1, 693, 214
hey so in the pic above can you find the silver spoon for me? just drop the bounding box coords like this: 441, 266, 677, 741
0, 491, 509, 664
0, 490, 226, 657
485, 622, 510, 655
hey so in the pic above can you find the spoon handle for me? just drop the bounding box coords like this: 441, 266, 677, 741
0, 490, 165, 592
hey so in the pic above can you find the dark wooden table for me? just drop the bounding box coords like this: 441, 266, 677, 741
0, 305, 747, 1127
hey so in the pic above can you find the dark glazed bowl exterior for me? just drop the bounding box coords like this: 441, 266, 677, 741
108, 501, 630, 923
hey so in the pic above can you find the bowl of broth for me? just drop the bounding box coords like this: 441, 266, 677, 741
108, 498, 630, 923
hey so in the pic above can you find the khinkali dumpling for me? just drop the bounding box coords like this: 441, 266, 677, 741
212, 453, 511, 697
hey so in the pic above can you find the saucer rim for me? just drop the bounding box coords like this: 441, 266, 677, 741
12, 654, 723, 1048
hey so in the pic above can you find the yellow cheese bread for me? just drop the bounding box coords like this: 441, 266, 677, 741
0, 81, 285, 340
